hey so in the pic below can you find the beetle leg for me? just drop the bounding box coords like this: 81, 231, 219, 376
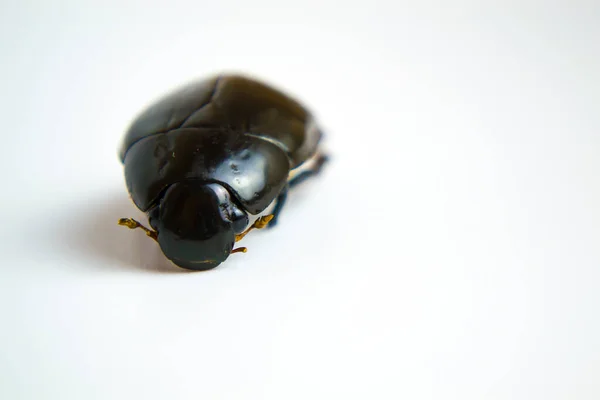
268, 186, 288, 228
231, 247, 248, 254
268, 153, 329, 228
118, 218, 158, 242
235, 215, 274, 242
288, 152, 329, 188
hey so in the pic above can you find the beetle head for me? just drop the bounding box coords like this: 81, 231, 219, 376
154, 181, 249, 270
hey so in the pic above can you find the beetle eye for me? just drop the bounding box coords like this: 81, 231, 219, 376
229, 206, 249, 234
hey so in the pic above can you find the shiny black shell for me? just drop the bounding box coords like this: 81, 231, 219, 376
120, 75, 322, 214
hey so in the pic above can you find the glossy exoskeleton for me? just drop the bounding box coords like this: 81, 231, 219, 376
119, 74, 328, 270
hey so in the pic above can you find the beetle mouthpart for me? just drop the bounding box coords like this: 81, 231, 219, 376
118, 218, 158, 241
235, 214, 274, 242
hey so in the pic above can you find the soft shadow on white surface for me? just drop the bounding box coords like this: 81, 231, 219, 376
48, 192, 188, 274
43, 180, 332, 275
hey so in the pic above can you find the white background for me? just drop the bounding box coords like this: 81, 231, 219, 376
1, 0, 599, 399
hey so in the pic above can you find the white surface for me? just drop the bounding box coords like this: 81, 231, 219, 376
1, 1, 599, 399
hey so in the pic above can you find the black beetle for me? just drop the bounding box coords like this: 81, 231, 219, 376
118, 74, 328, 270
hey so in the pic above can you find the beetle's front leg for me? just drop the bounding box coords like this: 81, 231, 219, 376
118, 218, 158, 241
235, 214, 274, 242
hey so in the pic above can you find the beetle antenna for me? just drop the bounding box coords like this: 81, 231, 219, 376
235, 214, 274, 242
118, 218, 158, 242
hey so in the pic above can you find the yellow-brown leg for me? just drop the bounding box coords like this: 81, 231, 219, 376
118, 218, 158, 242
235, 215, 274, 242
